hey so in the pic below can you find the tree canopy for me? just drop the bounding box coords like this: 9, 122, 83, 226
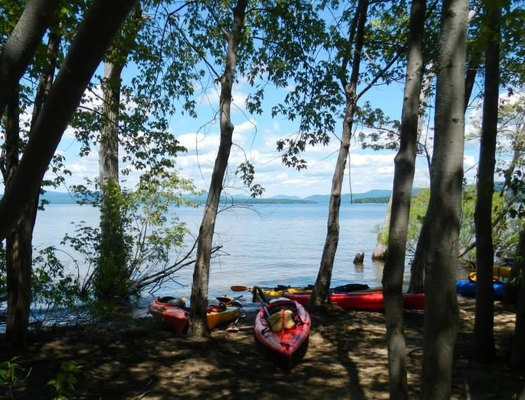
1, 0, 525, 396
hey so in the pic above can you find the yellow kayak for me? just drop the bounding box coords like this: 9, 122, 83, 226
150, 296, 241, 333
493, 265, 512, 278
468, 266, 513, 282
258, 285, 314, 298
206, 306, 240, 330
231, 283, 375, 299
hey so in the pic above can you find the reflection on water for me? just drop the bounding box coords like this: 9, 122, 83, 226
33, 202, 396, 299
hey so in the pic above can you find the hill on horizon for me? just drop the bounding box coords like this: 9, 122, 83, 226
267, 189, 394, 200
38, 189, 403, 204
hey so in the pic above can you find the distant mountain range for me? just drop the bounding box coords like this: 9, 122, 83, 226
304, 190, 394, 204
38, 189, 405, 204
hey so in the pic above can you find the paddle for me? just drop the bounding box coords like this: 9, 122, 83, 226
216, 294, 244, 307
231, 285, 263, 301
253, 286, 272, 318
225, 313, 245, 333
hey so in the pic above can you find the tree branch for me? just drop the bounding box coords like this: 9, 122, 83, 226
357, 51, 402, 101
168, 16, 221, 80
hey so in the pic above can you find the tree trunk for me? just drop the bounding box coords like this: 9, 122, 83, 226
0, 0, 137, 241
421, 0, 468, 398
32, 29, 61, 121
6, 207, 36, 350
309, 0, 369, 307
95, 50, 128, 304
0, 0, 60, 117
408, 66, 434, 294
4, 89, 34, 350
383, 1, 426, 398
510, 229, 525, 368
473, 0, 502, 364
4, 30, 60, 349
408, 5, 480, 294
463, 5, 483, 112
188, 0, 247, 337
96, 6, 142, 304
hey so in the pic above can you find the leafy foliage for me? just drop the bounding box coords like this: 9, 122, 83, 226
0, 172, 201, 323
0, 356, 25, 386
47, 360, 80, 400
268, 1, 416, 169
499, 3, 525, 88
95, 181, 130, 303
236, 161, 265, 197
32, 246, 84, 309
65, 172, 201, 305
377, 185, 522, 261
0, 356, 28, 398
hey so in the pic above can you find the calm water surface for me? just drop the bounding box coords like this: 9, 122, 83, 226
34, 202, 391, 299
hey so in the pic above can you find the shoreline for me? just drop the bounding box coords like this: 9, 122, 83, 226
2, 297, 523, 399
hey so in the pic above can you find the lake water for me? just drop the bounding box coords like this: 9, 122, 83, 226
34, 202, 391, 300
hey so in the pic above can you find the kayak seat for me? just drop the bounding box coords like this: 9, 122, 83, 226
267, 306, 298, 332
159, 297, 187, 308
332, 283, 370, 293
207, 300, 227, 313
268, 309, 295, 332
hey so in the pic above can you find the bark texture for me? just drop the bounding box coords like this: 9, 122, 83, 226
408, 5, 480, 294
421, 0, 468, 398
473, 0, 502, 363
0, 0, 138, 241
4, 30, 60, 349
188, 0, 248, 337
0, 0, 60, 116
4, 90, 34, 349
96, 51, 128, 303
382, 0, 426, 398
309, 0, 369, 307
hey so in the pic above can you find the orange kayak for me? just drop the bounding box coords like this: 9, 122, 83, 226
149, 297, 240, 333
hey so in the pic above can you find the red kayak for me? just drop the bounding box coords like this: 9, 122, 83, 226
149, 296, 241, 333
282, 290, 425, 311
254, 297, 311, 369
149, 297, 189, 333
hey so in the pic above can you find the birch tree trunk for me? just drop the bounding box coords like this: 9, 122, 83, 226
95, 52, 128, 303
382, 1, 426, 397
188, 0, 247, 337
421, 0, 468, 397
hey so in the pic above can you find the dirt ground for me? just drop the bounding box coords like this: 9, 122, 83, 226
2, 297, 525, 400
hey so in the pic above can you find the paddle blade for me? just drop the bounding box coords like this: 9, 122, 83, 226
231, 285, 250, 292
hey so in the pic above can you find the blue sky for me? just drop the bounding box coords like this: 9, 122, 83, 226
53, 75, 481, 199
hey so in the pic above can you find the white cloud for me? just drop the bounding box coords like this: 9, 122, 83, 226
20, 74, 506, 200
198, 85, 248, 113
177, 132, 220, 154
199, 88, 220, 106
234, 119, 257, 135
